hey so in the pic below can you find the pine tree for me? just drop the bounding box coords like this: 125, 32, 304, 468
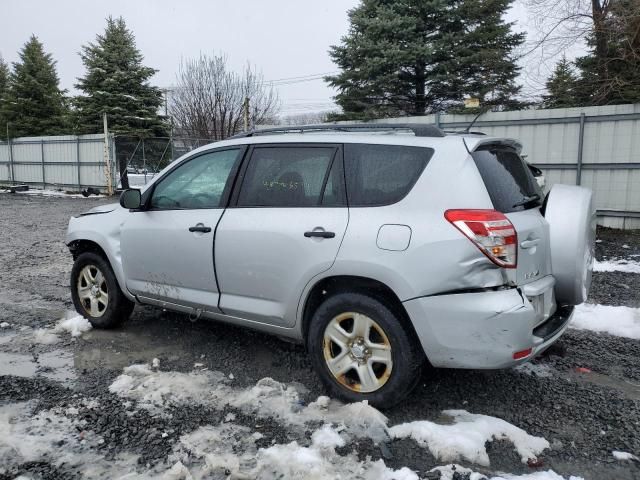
575, 0, 640, 105
74, 16, 166, 136
0, 36, 68, 138
326, 0, 525, 119
0, 56, 9, 138
542, 56, 579, 108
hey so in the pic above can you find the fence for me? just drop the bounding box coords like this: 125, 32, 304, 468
0, 134, 217, 192
355, 103, 640, 229
0, 134, 117, 192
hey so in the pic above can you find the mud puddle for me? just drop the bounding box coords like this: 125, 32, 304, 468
0, 349, 75, 382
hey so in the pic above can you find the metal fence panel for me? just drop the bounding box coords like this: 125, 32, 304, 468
0, 134, 114, 191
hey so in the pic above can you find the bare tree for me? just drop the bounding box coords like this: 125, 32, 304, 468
170, 54, 279, 140
524, 0, 640, 103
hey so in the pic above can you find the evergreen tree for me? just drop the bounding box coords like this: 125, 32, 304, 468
0, 36, 68, 138
75, 16, 166, 136
575, 0, 640, 105
326, 0, 525, 119
0, 56, 9, 138
542, 56, 579, 108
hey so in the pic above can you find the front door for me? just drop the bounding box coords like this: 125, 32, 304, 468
215, 144, 348, 326
120, 147, 244, 311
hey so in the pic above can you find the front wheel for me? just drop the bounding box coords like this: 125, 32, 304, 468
307, 292, 423, 408
70, 252, 134, 328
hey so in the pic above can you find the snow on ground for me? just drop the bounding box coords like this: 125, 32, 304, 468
433, 464, 584, 480
594, 258, 640, 274
612, 450, 639, 462
108, 363, 388, 442
0, 362, 584, 479
54, 313, 92, 337
571, 304, 640, 340
167, 422, 417, 480
389, 410, 549, 467
33, 328, 61, 344
0, 401, 139, 477
3, 188, 104, 198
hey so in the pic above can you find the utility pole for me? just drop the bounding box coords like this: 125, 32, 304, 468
103, 113, 113, 195
243, 97, 250, 132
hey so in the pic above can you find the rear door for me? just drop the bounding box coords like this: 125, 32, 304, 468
472, 146, 552, 286
215, 144, 348, 327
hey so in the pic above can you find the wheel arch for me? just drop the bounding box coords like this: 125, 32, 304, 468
67, 234, 136, 302
301, 275, 425, 359
68, 239, 109, 261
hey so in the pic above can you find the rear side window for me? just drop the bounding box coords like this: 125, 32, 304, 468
472, 147, 542, 213
344, 144, 433, 206
237, 146, 344, 207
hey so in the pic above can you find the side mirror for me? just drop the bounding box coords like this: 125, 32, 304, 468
120, 189, 142, 210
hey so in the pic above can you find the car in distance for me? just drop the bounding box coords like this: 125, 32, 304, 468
66, 124, 595, 407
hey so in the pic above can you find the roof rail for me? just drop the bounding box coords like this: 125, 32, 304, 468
231, 123, 446, 138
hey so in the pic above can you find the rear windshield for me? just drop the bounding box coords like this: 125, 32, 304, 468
472, 147, 542, 213
344, 144, 433, 206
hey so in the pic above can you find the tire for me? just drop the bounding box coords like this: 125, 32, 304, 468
544, 184, 596, 305
70, 252, 134, 328
307, 292, 422, 408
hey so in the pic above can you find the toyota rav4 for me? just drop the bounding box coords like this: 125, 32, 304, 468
66, 124, 595, 407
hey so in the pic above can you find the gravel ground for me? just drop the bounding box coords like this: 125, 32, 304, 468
0, 193, 639, 480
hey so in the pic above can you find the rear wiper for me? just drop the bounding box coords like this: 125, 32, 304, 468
512, 193, 541, 208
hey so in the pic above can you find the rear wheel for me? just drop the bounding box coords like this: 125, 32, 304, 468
308, 292, 422, 408
70, 252, 134, 328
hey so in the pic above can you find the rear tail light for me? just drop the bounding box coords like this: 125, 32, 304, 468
444, 209, 517, 268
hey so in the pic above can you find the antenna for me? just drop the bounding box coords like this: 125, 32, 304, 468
464, 108, 488, 133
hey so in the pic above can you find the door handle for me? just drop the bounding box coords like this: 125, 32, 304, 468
189, 225, 211, 233
520, 238, 540, 249
304, 231, 335, 239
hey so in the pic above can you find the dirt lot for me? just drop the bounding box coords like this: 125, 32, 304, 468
0, 193, 639, 480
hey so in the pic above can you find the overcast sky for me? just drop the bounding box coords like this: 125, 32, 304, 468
2, 0, 583, 116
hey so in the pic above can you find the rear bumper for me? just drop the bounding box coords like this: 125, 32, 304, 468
403, 283, 573, 369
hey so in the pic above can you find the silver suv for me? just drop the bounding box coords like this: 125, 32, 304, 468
66, 124, 595, 407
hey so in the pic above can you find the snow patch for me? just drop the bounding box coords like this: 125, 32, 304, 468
612, 450, 639, 461
169, 422, 416, 480
389, 410, 549, 467
0, 402, 138, 475
571, 304, 640, 339
432, 464, 584, 480
108, 365, 388, 441
594, 258, 640, 273
55, 314, 92, 337
33, 328, 61, 344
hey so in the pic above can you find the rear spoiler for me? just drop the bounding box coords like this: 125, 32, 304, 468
463, 137, 523, 154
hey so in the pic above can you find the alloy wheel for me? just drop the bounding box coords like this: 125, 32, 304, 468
322, 311, 393, 393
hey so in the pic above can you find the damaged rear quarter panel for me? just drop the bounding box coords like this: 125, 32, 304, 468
403, 288, 535, 368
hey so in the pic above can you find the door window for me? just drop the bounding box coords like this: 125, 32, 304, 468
237, 146, 341, 207
150, 148, 242, 209
344, 144, 433, 206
